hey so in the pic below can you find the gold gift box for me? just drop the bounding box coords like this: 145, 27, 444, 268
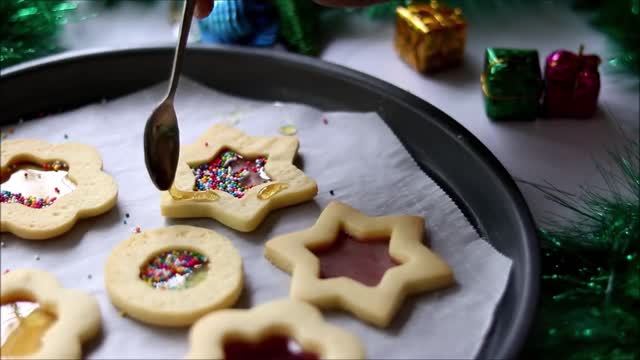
394, 1, 466, 73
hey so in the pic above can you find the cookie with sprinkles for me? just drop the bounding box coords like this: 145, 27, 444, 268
161, 124, 317, 232
105, 225, 243, 327
0, 139, 117, 240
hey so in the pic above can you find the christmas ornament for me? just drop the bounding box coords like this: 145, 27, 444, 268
0, 0, 76, 68
273, 0, 322, 55
543, 45, 601, 118
524, 139, 639, 359
394, 1, 466, 73
481, 48, 542, 120
198, 0, 279, 47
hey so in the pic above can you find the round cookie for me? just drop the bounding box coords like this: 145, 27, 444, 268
1, 269, 101, 360
1, 139, 118, 240
104, 225, 243, 327
186, 299, 365, 359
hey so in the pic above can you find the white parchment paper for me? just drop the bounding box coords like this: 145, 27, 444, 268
0, 78, 512, 359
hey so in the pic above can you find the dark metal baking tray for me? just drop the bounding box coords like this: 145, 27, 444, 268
0, 45, 539, 359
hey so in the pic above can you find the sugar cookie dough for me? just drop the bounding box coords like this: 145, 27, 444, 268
105, 225, 243, 327
264, 201, 454, 327
160, 124, 317, 232
1, 269, 101, 359
186, 299, 365, 359
1, 139, 118, 240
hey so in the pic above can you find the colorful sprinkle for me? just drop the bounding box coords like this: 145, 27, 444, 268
134, 227, 141, 233
204, 141, 209, 147
192, 150, 270, 199
322, 117, 329, 125
279, 124, 297, 136
140, 249, 209, 290
330, 190, 335, 196
125, 213, 130, 218
0, 191, 56, 208
0, 191, 60, 208
123, 220, 127, 225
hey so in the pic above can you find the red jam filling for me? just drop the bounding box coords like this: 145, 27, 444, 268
223, 335, 318, 360
311, 231, 398, 287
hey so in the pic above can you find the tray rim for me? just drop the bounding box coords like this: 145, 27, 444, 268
0, 45, 540, 359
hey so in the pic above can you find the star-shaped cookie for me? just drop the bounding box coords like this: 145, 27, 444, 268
160, 124, 317, 232
264, 201, 454, 327
1, 269, 101, 359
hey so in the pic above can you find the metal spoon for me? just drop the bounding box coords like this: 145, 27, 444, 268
144, 0, 197, 190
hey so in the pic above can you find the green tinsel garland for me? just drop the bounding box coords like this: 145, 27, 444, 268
524, 139, 639, 359
0, 0, 76, 68
583, 0, 640, 75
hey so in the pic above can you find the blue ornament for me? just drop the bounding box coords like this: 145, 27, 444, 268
198, 0, 279, 47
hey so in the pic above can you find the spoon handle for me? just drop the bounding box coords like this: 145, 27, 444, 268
167, 0, 197, 100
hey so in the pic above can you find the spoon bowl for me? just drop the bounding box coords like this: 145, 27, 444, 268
144, 99, 180, 190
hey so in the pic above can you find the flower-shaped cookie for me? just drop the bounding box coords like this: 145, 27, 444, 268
265, 201, 454, 327
186, 299, 365, 359
1, 139, 117, 240
160, 124, 317, 232
105, 225, 243, 327
1, 269, 101, 359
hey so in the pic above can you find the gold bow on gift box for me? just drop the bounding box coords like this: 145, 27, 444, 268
394, 1, 466, 73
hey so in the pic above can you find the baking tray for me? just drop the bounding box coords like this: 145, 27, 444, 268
0, 46, 539, 359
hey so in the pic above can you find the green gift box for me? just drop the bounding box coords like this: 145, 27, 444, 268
481, 48, 542, 120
